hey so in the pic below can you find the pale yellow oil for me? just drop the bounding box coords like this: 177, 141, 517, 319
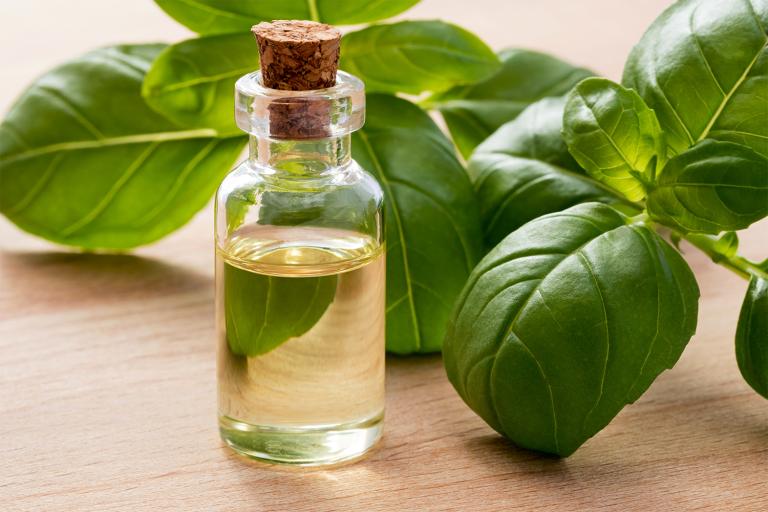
216, 225, 385, 465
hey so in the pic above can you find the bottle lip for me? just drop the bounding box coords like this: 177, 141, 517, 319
235, 70, 365, 139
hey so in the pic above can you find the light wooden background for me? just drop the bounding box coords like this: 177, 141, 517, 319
1, 1, 766, 511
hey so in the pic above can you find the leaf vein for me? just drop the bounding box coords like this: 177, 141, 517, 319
60, 142, 159, 237
36, 86, 105, 139
386, 176, 474, 273
4, 154, 63, 216
358, 130, 422, 350
697, 42, 767, 142
0, 129, 218, 165
577, 251, 611, 434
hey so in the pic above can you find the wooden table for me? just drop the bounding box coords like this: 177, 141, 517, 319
1, 1, 766, 510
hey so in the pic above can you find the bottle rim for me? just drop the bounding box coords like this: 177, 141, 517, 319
235, 70, 365, 139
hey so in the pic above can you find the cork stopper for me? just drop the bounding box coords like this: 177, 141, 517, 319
251, 20, 341, 139
252, 20, 341, 91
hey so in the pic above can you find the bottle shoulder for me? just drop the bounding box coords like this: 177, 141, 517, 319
215, 130, 385, 245
215, 158, 384, 244
345, 160, 385, 207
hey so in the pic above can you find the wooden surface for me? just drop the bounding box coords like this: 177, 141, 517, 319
1, 1, 767, 510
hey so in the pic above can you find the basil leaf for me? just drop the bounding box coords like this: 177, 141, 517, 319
647, 140, 768, 234
623, 0, 768, 157
562, 78, 664, 201
473, 97, 582, 172
225, 264, 337, 356
341, 21, 500, 95
469, 97, 621, 247
316, 0, 421, 25
143, 33, 258, 136
430, 49, 592, 159
154, 0, 421, 34
353, 94, 484, 354
0, 45, 246, 250
736, 275, 768, 399
443, 202, 700, 456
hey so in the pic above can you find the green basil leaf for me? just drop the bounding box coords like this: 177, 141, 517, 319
341, 21, 500, 95
0, 45, 246, 249
647, 140, 768, 233
469, 97, 622, 247
443, 202, 700, 456
353, 94, 484, 354
225, 264, 338, 356
143, 33, 258, 136
623, 0, 768, 157
562, 78, 664, 202
154, 0, 421, 34
430, 49, 592, 159
473, 97, 582, 172
736, 275, 768, 399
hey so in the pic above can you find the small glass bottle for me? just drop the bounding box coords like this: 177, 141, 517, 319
214, 24, 385, 466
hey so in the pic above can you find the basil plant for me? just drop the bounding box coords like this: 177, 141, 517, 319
444, 0, 768, 456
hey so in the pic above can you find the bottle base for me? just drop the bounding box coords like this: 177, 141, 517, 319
219, 413, 383, 467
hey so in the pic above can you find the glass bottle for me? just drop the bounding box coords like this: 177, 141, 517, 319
215, 70, 385, 466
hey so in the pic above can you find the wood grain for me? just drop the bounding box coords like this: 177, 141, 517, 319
1, 1, 766, 510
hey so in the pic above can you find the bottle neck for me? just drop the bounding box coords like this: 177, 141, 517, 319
248, 134, 352, 177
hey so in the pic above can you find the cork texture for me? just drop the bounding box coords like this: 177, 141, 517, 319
252, 20, 341, 91
252, 20, 341, 139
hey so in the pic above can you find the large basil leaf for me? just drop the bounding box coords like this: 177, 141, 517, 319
155, 0, 421, 34
736, 275, 768, 399
623, 0, 768, 157
143, 33, 258, 136
225, 264, 337, 356
0, 45, 246, 249
647, 140, 768, 233
469, 97, 621, 247
353, 94, 484, 354
562, 78, 664, 202
341, 21, 500, 95
430, 49, 592, 159
443, 202, 700, 456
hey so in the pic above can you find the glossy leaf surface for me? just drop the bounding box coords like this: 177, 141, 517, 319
143, 33, 258, 136
647, 140, 768, 233
736, 275, 768, 399
431, 49, 592, 159
353, 94, 484, 354
225, 264, 337, 356
469, 97, 620, 247
623, 0, 768, 157
0, 45, 246, 249
444, 202, 700, 456
563, 78, 664, 201
155, 0, 421, 34
341, 21, 500, 95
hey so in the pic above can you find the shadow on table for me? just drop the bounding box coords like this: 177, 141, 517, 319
455, 365, 768, 492
1, 251, 211, 307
